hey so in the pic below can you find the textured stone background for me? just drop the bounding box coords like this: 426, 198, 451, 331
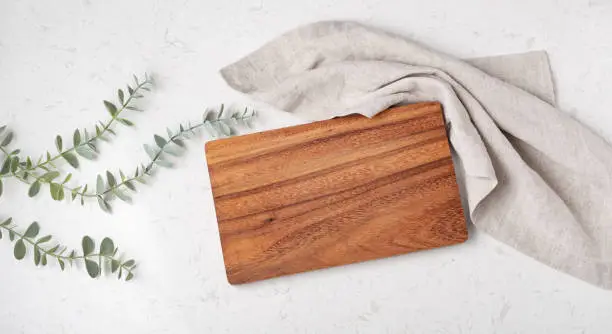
1, 0, 611, 333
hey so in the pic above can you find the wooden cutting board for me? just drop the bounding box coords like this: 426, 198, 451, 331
205, 102, 467, 284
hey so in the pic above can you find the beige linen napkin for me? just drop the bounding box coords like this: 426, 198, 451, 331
220, 21, 611, 289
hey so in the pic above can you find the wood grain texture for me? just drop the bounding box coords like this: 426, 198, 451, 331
205, 102, 467, 284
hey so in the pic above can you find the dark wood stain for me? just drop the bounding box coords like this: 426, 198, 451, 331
205, 102, 468, 284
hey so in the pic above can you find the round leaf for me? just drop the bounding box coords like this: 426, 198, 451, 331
85, 259, 100, 278
82, 236, 95, 256
100, 238, 114, 256
14, 239, 26, 260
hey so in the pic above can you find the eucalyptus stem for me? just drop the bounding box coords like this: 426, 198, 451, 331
0, 218, 136, 280
28, 77, 153, 173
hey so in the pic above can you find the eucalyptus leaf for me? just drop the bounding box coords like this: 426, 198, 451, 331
73, 129, 81, 146
100, 238, 114, 256
34, 247, 41, 265
14, 239, 26, 260
50, 183, 63, 201
62, 152, 79, 168
1, 157, 12, 175
123, 259, 135, 267
143, 144, 158, 159
0, 218, 11, 226
55, 135, 63, 152
111, 259, 120, 273
75, 146, 96, 160
0, 179, 2, 198
82, 236, 95, 256
106, 171, 116, 187
97, 196, 110, 213
154, 135, 167, 148
62, 173, 72, 184
118, 89, 125, 104
41, 253, 47, 266
126, 272, 134, 281
114, 189, 131, 203
85, 259, 100, 278
154, 159, 173, 168
10, 156, 19, 174
96, 175, 105, 194
40, 171, 60, 182
58, 258, 65, 271
124, 181, 136, 191
118, 118, 134, 126
24, 222, 40, 238
103, 100, 118, 116
36, 235, 52, 244
0, 131, 13, 147
28, 181, 41, 197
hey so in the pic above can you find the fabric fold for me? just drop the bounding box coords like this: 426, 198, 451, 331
220, 21, 612, 289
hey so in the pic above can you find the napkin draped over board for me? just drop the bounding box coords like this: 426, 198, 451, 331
220, 21, 612, 289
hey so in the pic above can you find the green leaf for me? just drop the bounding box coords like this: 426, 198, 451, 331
154, 135, 167, 148
58, 258, 65, 271
111, 259, 120, 273
85, 259, 99, 278
118, 89, 125, 105
95, 125, 101, 136
9, 230, 15, 241
41, 254, 47, 266
100, 238, 114, 256
73, 129, 81, 146
55, 135, 63, 152
106, 171, 116, 187
114, 189, 131, 203
0, 131, 13, 147
123, 259, 135, 267
28, 181, 41, 197
75, 146, 96, 160
14, 239, 26, 260
118, 118, 134, 126
62, 173, 72, 184
62, 152, 79, 168
96, 175, 105, 194
155, 160, 173, 168
104, 100, 118, 116
10, 156, 19, 174
0, 125, 5, 135
26, 156, 32, 169
124, 181, 136, 191
0, 157, 10, 175
24, 222, 40, 238
166, 128, 174, 138
82, 236, 94, 256
97, 196, 110, 213
127, 85, 134, 95
40, 171, 60, 182
34, 247, 41, 265
125, 272, 134, 281
119, 170, 126, 181
10, 149, 20, 155
50, 183, 63, 201
36, 235, 52, 244
1, 217, 12, 226
0, 179, 2, 198
126, 106, 142, 111
143, 144, 157, 159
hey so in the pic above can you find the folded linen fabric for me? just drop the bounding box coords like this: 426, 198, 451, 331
220, 21, 611, 289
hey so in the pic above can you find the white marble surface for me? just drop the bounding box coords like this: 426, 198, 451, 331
1, 0, 612, 333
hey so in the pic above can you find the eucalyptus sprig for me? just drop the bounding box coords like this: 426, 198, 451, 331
84, 105, 256, 212
0, 217, 136, 280
0, 74, 154, 200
